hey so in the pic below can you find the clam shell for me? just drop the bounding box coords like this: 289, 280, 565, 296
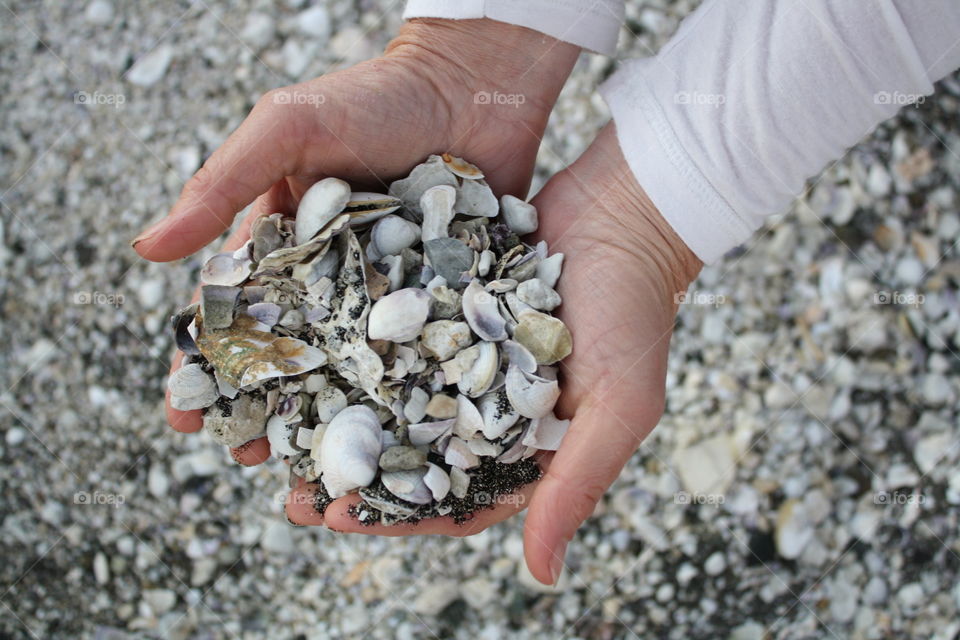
345, 192, 402, 225
421, 185, 457, 242
367, 288, 431, 343
423, 462, 451, 501
381, 468, 433, 504
201, 252, 253, 287
513, 310, 572, 365
251, 213, 284, 262
202, 393, 268, 446
521, 412, 570, 451
500, 195, 539, 235
497, 431, 528, 463
266, 414, 300, 459
319, 405, 383, 498
371, 215, 420, 257
407, 419, 455, 445
478, 388, 519, 439
441, 153, 483, 180
246, 302, 282, 328
456, 341, 499, 398
358, 489, 420, 517
453, 394, 484, 439
449, 466, 470, 498
403, 387, 429, 424
168, 363, 218, 410
254, 215, 348, 277
500, 339, 538, 374
388, 155, 458, 220
420, 320, 472, 361
462, 280, 507, 341
295, 177, 351, 246
454, 179, 498, 217
505, 364, 560, 419
444, 436, 480, 469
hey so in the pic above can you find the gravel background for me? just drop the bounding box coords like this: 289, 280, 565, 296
2, 1, 960, 638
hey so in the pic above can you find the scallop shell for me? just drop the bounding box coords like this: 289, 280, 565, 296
319, 405, 383, 498
478, 388, 519, 439
367, 288, 431, 343
295, 177, 351, 246
500, 195, 539, 235
381, 468, 433, 504
505, 364, 560, 419
521, 412, 570, 451
456, 341, 499, 398
421, 185, 457, 242
462, 279, 507, 341
168, 363, 218, 410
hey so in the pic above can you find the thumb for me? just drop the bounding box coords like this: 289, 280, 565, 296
132, 90, 322, 262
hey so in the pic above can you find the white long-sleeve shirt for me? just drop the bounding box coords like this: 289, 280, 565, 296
404, 0, 960, 264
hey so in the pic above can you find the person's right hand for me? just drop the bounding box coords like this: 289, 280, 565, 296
140, 19, 580, 461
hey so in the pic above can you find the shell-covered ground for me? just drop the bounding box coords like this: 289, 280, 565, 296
2, 1, 959, 638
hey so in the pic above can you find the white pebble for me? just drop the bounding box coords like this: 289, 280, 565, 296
127, 44, 173, 87
84, 0, 114, 25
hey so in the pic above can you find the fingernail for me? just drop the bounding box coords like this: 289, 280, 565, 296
549, 541, 567, 584
131, 220, 164, 249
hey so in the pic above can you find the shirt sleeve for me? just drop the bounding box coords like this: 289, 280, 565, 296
600, 0, 960, 264
403, 0, 624, 56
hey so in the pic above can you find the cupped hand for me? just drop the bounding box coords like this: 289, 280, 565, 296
316, 125, 704, 585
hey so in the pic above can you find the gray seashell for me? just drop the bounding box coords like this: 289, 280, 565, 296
423, 462, 451, 501
203, 393, 268, 446
441, 153, 483, 180
168, 363, 218, 410
420, 320, 472, 361
521, 412, 570, 450
201, 252, 253, 287
292, 245, 338, 285
344, 192, 401, 226
497, 431, 528, 463
454, 179, 498, 217
500, 195, 539, 235
367, 288, 431, 343
505, 364, 560, 419
295, 177, 351, 246
266, 414, 300, 458
423, 238, 474, 290
379, 445, 428, 471
403, 387, 430, 423
516, 278, 561, 311
453, 394, 484, 439
246, 302, 282, 328
535, 253, 564, 289
462, 280, 507, 341
478, 388, 520, 439
371, 215, 421, 256
320, 405, 383, 498
251, 213, 284, 262
388, 155, 458, 220
314, 384, 348, 423
449, 465, 471, 498
407, 419, 454, 446
200, 285, 241, 330
444, 436, 480, 469
456, 341, 499, 398
279, 309, 305, 330
420, 184, 457, 242
504, 291, 533, 322
500, 339, 538, 374
358, 489, 420, 517
381, 468, 433, 504
171, 304, 200, 356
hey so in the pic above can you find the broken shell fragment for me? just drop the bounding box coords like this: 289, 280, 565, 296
371, 215, 420, 257
201, 252, 253, 287
444, 436, 480, 470
521, 412, 570, 451
441, 153, 483, 180
500, 195, 539, 235
203, 393, 268, 446
516, 278, 561, 312
420, 185, 457, 242
513, 310, 572, 365
462, 279, 507, 341
171, 304, 200, 356
535, 253, 564, 289
295, 177, 352, 246
319, 405, 383, 498
388, 155, 458, 219
505, 364, 560, 419
381, 468, 433, 504
200, 285, 241, 330
456, 341, 499, 398
479, 388, 519, 440
407, 419, 455, 446
423, 462, 451, 501
344, 192, 401, 225
420, 320, 472, 361
266, 414, 300, 459
168, 363, 218, 410
367, 288, 431, 343
455, 179, 498, 217
423, 238, 474, 290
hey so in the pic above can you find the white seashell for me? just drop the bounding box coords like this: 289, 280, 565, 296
505, 364, 560, 419
314, 384, 348, 423
320, 405, 383, 498
478, 249, 495, 277
168, 363, 218, 410
214, 370, 239, 399
456, 341, 499, 398
304, 374, 327, 394
309, 423, 327, 462
441, 153, 483, 180
420, 320, 472, 361
266, 414, 300, 458
407, 419, 454, 446
439, 359, 463, 385
453, 394, 484, 438
535, 253, 564, 289
292, 246, 339, 285
500, 195, 539, 235
388, 155, 458, 219
201, 252, 252, 287
295, 177, 351, 246
462, 280, 507, 341
423, 463, 451, 501
504, 291, 533, 321
484, 279, 518, 293
516, 278, 561, 311
521, 412, 570, 451
381, 430, 401, 449
372, 215, 421, 256
444, 436, 480, 469
246, 302, 282, 327
296, 426, 315, 449
454, 179, 498, 217
497, 433, 527, 463
420, 185, 457, 242
466, 438, 501, 457
380, 254, 405, 292
449, 466, 470, 498
367, 288, 431, 343
381, 468, 433, 504
359, 490, 420, 517
500, 339, 538, 374
478, 388, 520, 439
275, 394, 303, 422
403, 387, 429, 423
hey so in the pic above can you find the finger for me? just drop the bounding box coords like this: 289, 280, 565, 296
523, 379, 666, 585
230, 437, 270, 466
286, 481, 325, 526
133, 94, 317, 262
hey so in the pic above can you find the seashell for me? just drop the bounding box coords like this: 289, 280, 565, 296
462, 280, 507, 341
420, 320, 472, 361
381, 468, 433, 504
478, 249, 495, 277
303, 374, 327, 394
295, 177, 351, 246
266, 414, 300, 458
344, 192, 402, 225
275, 394, 303, 422
497, 431, 528, 463
420, 185, 457, 242
453, 394, 484, 439
456, 341, 499, 398
319, 405, 383, 498
513, 310, 572, 365
521, 412, 570, 451
367, 288, 431, 343
500, 195, 539, 235
425, 393, 457, 419
439, 359, 463, 385
484, 278, 517, 293
254, 215, 349, 277
454, 179, 498, 217
214, 369, 239, 399
466, 438, 501, 457
292, 245, 338, 285
313, 384, 347, 423
371, 215, 420, 257
296, 426, 314, 449
251, 213, 284, 262
203, 393, 268, 446
516, 278, 561, 311
171, 304, 200, 356
168, 363, 219, 410
246, 302, 282, 328
423, 462, 451, 501
385, 344, 418, 378
358, 489, 420, 517
507, 253, 540, 283
379, 446, 428, 471
388, 155, 458, 220
441, 153, 483, 180
309, 423, 326, 462
505, 364, 560, 419
504, 291, 533, 321
201, 252, 253, 287
423, 238, 474, 290
279, 309, 305, 330
407, 419, 454, 445
381, 430, 400, 449
500, 339, 538, 374
478, 388, 520, 439
200, 284, 241, 330
535, 253, 564, 289
380, 254, 405, 292
444, 436, 480, 469
449, 466, 470, 498
403, 387, 430, 423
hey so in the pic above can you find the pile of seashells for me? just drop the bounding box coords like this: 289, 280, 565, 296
167, 154, 573, 524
